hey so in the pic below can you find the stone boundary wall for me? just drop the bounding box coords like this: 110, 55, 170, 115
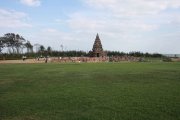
109, 56, 140, 62
0, 56, 140, 64
51, 57, 109, 63
50, 56, 140, 63
171, 58, 180, 62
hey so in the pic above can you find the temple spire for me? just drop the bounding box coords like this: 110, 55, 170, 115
91, 33, 106, 57
96, 33, 99, 40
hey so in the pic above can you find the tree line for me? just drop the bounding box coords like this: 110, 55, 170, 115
0, 33, 164, 60
107, 51, 163, 58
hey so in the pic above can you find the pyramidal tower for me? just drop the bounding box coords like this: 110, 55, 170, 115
91, 33, 106, 57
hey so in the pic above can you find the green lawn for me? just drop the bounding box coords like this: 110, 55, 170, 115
0, 62, 180, 120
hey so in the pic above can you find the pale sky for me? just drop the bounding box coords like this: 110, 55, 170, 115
0, 0, 180, 53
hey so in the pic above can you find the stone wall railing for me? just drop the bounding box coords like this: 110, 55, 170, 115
51, 57, 109, 63
50, 56, 140, 63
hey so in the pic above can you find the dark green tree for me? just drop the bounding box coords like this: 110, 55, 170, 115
39, 45, 45, 56
47, 46, 52, 55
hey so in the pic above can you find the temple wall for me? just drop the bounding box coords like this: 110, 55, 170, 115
50, 56, 140, 63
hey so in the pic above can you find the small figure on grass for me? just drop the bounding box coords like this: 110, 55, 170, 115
22, 56, 26, 61
45, 56, 48, 63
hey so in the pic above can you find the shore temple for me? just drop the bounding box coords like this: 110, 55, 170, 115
91, 33, 106, 57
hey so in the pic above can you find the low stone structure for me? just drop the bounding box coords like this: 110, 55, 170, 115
0, 56, 140, 64
51, 57, 109, 63
50, 56, 140, 63
109, 56, 140, 62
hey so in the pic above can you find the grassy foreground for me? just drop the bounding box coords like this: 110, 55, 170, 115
0, 62, 180, 120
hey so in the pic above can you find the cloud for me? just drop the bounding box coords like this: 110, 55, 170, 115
7, 0, 178, 53
42, 28, 58, 33
67, 0, 177, 34
20, 0, 41, 7
0, 8, 32, 28
67, 13, 105, 32
62, 0, 180, 53
85, 0, 180, 16
67, 12, 158, 35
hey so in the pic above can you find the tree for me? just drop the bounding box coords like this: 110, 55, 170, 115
3, 33, 25, 54
47, 46, 52, 55
39, 45, 45, 56
40, 45, 45, 52
25, 41, 33, 53
34, 43, 41, 53
0, 37, 6, 60
0, 37, 5, 54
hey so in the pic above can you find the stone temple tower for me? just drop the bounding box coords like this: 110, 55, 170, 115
91, 33, 106, 57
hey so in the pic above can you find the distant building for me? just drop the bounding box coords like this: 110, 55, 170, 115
90, 33, 107, 57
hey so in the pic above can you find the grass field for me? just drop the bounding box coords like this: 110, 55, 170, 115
0, 62, 180, 120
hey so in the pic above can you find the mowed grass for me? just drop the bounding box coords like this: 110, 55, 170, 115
0, 62, 180, 120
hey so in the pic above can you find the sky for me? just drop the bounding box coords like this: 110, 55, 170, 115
0, 0, 180, 54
